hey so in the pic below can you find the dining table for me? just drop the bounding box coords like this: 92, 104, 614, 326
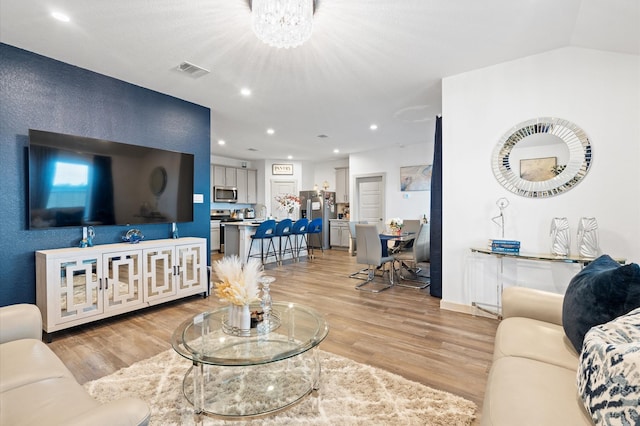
379, 232, 415, 257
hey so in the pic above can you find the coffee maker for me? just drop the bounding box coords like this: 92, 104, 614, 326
245, 208, 256, 219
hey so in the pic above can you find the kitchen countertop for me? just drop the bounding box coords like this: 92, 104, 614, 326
221, 221, 263, 226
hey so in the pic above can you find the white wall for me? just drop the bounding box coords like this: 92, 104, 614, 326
311, 159, 349, 193
442, 47, 640, 311
350, 140, 434, 222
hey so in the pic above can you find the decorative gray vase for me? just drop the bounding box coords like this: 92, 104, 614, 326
577, 217, 599, 258
550, 217, 570, 256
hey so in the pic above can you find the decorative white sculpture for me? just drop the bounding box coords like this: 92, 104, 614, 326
550, 217, 570, 256
577, 217, 600, 258
491, 197, 510, 238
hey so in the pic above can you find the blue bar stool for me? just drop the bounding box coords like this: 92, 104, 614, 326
306, 217, 323, 259
290, 218, 309, 261
274, 218, 294, 265
247, 220, 277, 265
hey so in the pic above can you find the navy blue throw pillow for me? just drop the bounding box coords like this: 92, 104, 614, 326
562, 254, 640, 353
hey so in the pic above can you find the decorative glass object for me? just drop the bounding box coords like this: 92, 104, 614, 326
252, 0, 314, 49
577, 217, 600, 258
550, 217, 571, 256
258, 276, 275, 334
122, 229, 144, 244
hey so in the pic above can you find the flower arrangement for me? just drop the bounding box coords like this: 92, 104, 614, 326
274, 193, 300, 213
388, 217, 403, 230
212, 256, 263, 306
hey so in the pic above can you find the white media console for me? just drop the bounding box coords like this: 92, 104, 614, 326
36, 237, 208, 335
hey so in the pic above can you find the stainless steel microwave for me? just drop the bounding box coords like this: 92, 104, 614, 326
213, 186, 238, 203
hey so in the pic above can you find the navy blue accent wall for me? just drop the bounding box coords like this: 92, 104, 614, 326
0, 43, 211, 306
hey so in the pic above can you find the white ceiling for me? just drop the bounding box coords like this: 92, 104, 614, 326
1, 0, 638, 162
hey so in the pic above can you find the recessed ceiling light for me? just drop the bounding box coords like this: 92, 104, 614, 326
287, 155, 293, 160
333, 149, 340, 153
266, 128, 275, 135
51, 11, 70, 22
240, 88, 251, 97
370, 124, 378, 130
218, 140, 226, 145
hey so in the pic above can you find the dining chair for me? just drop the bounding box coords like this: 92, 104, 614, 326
247, 220, 277, 265
347, 220, 368, 256
393, 222, 430, 289
290, 218, 309, 261
354, 224, 395, 292
274, 218, 293, 265
306, 217, 323, 259
348, 221, 370, 279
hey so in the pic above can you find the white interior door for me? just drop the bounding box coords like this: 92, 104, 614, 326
356, 175, 384, 230
270, 180, 297, 219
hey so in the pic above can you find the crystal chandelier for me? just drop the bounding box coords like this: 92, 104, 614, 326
252, 0, 314, 49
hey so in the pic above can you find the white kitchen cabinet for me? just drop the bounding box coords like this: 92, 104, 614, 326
210, 221, 221, 252
335, 167, 349, 203
36, 238, 207, 334
330, 221, 350, 248
213, 165, 256, 204
236, 168, 248, 203
247, 169, 257, 204
213, 165, 237, 187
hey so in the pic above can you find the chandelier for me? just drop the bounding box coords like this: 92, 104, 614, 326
252, 0, 314, 49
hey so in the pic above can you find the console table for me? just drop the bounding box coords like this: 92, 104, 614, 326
36, 237, 208, 337
469, 247, 626, 317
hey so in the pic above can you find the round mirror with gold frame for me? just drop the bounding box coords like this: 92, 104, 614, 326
491, 117, 592, 198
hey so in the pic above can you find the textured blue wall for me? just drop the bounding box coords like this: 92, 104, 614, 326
0, 43, 211, 306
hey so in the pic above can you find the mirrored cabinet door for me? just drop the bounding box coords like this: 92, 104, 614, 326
104, 251, 143, 311
176, 243, 206, 292
143, 247, 176, 302
55, 256, 102, 324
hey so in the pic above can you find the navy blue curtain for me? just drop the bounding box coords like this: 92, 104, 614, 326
430, 116, 442, 298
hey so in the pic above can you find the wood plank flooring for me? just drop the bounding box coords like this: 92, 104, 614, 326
47, 249, 498, 422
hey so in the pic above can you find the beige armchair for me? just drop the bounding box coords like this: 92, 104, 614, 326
354, 224, 395, 292
0, 304, 150, 426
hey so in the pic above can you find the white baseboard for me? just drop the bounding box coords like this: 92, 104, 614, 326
439, 300, 499, 319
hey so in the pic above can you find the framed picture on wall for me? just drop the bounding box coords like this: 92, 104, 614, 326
520, 157, 557, 182
272, 164, 293, 175
400, 164, 432, 191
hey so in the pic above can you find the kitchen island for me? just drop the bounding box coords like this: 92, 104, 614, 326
223, 221, 307, 264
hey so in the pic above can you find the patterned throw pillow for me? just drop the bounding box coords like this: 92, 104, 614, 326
577, 307, 640, 425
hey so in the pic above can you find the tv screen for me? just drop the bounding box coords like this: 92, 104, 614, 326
28, 129, 194, 229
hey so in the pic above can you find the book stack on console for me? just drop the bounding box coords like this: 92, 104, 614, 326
489, 239, 521, 254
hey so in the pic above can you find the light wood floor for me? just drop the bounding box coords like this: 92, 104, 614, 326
47, 249, 498, 421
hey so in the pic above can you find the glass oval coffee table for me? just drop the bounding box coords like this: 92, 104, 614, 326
171, 302, 329, 418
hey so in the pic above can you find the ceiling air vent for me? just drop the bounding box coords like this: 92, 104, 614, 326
317, 134, 329, 138
176, 61, 210, 78
248, 148, 258, 151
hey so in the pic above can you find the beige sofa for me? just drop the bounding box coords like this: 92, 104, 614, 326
481, 287, 593, 426
0, 304, 150, 426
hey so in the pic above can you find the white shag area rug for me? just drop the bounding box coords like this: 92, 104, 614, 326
84, 348, 476, 425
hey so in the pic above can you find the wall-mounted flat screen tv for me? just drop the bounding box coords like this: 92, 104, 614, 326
28, 129, 194, 229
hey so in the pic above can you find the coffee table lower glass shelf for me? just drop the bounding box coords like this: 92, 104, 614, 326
171, 302, 329, 418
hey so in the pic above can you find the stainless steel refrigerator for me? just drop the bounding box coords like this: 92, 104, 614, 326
299, 190, 337, 249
